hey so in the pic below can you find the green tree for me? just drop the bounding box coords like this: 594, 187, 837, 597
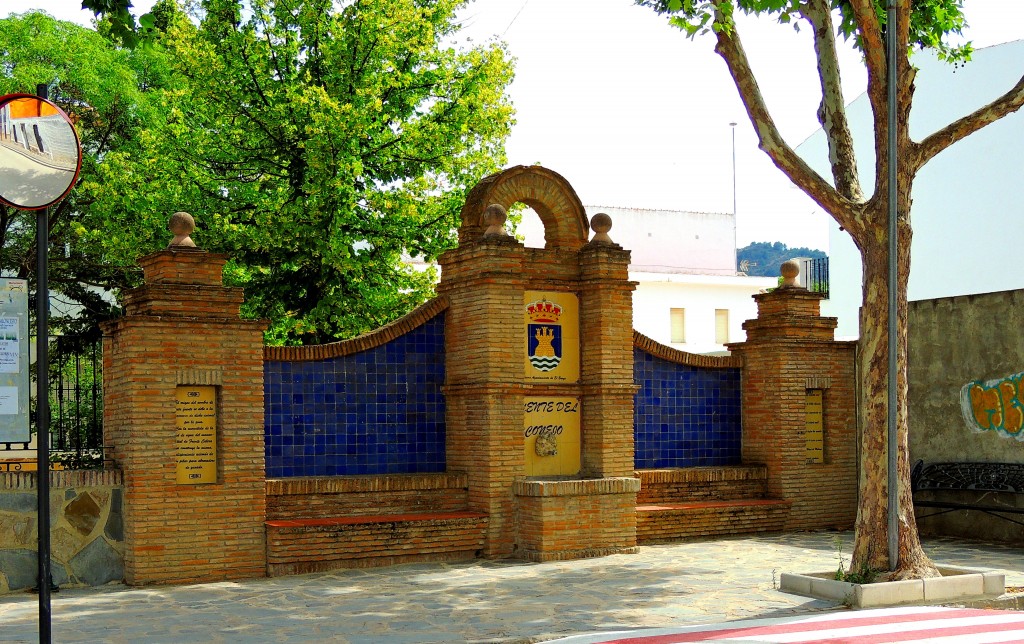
0, 11, 172, 340
640, 0, 1024, 578
89, 0, 514, 344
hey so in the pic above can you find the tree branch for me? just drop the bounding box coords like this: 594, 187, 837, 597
711, 1, 857, 229
912, 72, 1024, 171
804, 0, 863, 203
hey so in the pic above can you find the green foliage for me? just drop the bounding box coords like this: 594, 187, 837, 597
0, 11, 172, 339
832, 535, 879, 584
88, 0, 514, 345
737, 241, 825, 277
640, 0, 972, 63
81, 0, 160, 48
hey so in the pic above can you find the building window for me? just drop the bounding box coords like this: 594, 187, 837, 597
715, 309, 729, 344
670, 308, 685, 343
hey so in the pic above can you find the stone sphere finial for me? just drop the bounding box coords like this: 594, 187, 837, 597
482, 203, 508, 238
168, 212, 197, 248
590, 212, 613, 244
780, 259, 802, 289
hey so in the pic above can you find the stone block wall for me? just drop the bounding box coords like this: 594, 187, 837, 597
0, 470, 123, 593
908, 289, 1024, 542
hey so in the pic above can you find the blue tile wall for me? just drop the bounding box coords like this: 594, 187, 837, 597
264, 313, 446, 477
634, 347, 742, 468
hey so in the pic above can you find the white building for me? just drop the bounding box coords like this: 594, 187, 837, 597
798, 40, 1024, 338
518, 205, 776, 354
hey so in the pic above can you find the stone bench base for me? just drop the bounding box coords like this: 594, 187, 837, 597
265, 511, 488, 576
636, 499, 791, 544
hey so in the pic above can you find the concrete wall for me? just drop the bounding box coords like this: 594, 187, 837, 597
908, 289, 1024, 463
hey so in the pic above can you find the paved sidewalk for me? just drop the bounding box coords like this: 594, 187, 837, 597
1, 532, 1022, 643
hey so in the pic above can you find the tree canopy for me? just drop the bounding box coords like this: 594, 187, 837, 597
640, 0, 1024, 578
3, 1, 514, 346
86, 0, 514, 345
0, 10, 172, 343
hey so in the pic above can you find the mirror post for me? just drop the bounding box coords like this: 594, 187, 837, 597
34, 83, 52, 643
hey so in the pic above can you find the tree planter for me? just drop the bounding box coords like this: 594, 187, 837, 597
779, 567, 1005, 608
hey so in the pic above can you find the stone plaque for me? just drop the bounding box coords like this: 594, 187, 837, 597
805, 389, 824, 463
523, 397, 581, 476
175, 385, 217, 484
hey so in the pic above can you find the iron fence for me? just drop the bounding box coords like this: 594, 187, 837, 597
805, 257, 829, 299
48, 336, 103, 467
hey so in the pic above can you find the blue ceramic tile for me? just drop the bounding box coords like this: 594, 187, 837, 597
264, 312, 447, 478
633, 347, 741, 468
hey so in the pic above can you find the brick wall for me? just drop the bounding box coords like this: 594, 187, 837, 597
265, 473, 469, 520
102, 249, 267, 585
729, 287, 858, 531
440, 166, 639, 560
635, 466, 768, 504
512, 478, 639, 561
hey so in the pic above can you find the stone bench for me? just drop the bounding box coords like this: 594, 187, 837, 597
265, 510, 489, 576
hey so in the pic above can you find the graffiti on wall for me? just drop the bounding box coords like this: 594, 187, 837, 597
960, 371, 1024, 440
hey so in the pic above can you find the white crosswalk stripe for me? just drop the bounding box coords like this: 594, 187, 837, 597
547, 607, 1024, 643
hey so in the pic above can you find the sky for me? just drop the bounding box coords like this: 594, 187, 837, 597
5, 0, 1024, 251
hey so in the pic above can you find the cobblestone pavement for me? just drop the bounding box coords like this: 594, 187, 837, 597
2, 532, 1022, 643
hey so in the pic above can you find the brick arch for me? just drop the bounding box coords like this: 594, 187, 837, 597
458, 166, 589, 250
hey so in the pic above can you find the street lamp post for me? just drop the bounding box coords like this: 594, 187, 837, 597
730, 121, 738, 270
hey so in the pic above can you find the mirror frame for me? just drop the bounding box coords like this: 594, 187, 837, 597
0, 93, 83, 211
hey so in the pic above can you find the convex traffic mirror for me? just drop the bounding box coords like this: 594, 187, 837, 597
0, 93, 82, 210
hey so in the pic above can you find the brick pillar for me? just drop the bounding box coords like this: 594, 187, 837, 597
578, 239, 637, 478
438, 235, 527, 558
102, 219, 266, 585
729, 262, 857, 531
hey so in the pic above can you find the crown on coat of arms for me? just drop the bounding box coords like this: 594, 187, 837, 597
527, 300, 562, 323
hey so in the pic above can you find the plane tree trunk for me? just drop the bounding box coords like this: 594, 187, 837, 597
850, 209, 939, 579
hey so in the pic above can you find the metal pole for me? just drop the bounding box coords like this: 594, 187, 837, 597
730, 121, 738, 269
885, 0, 900, 572
34, 82, 53, 644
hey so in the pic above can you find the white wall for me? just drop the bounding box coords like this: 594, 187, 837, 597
518, 204, 774, 353
632, 272, 776, 354
800, 40, 1024, 338
517, 205, 737, 275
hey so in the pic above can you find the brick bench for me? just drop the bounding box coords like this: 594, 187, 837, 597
636, 499, 791, 543
266, 510, 489, 576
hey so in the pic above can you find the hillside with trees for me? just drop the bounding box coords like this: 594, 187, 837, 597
737, 242, 826, 276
